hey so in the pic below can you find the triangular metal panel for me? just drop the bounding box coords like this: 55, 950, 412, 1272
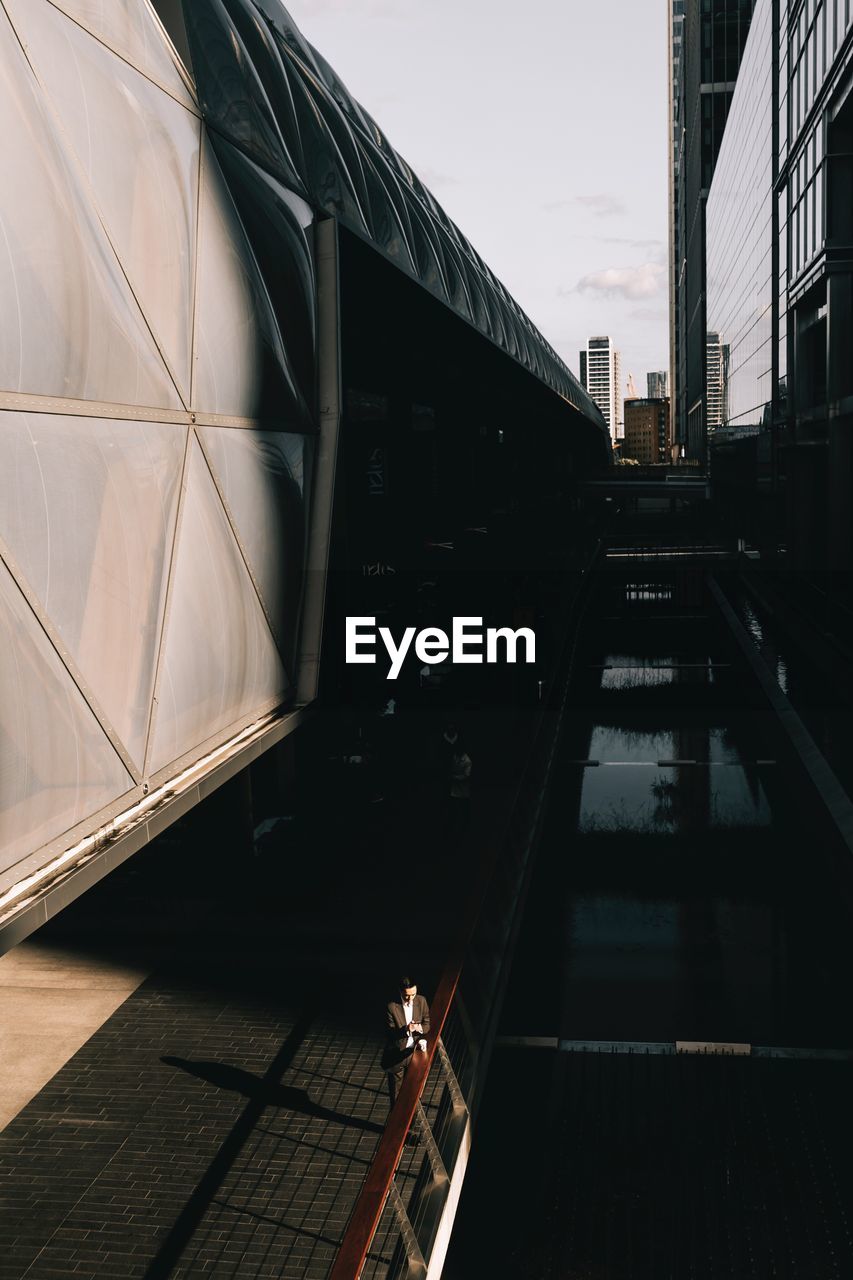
0, 556, 134, 886
4, 0, 200, 405
0, 411, 186, 770
0, 8, 181, 408
207, 136, 316, 428
45, 0, 196, 109
191, 135, 304, 421
198, 427, 308, 672
147, 435, 289, 776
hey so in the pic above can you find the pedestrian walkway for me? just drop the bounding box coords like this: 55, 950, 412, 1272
0, 937, 152, 1131
0, 699, 541, 1280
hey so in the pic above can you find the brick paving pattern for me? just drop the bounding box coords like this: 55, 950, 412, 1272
0, 945, 439, 1279
0, 703, 536, 1279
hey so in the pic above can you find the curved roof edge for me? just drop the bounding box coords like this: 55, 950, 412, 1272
181, 0, 608, 435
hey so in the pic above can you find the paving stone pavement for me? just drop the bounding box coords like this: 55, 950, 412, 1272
0, 701, 541, 1279
0, 926, 443, 1279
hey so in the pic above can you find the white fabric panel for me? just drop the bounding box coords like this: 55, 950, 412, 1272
45, 0, 195, 109
198, 428, 306, 654
0, 9, 181, 408
148, 436, 289, 775
0, 557, 133, 878
192, 137, 278, 416
0, 411, 186, 769
7, 0, 201, 402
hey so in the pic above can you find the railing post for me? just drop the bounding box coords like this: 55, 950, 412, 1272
414, 1102, 450, 1184
437, 1038, 468, 1116
454, 994, 479, 1072
388, 1183, 428, 1278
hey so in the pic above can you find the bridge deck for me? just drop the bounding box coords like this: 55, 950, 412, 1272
0, 703, 532, 1280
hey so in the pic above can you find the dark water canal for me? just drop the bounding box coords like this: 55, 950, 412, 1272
444, 564, 853, 1279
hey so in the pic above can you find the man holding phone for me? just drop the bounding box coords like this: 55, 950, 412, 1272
383, 975, 430, 1108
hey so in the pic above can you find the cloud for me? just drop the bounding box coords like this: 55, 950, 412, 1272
572, 262, 666, 301
574, 194, 626, 216
545, 193, 627, 217
628, 306, 668, 324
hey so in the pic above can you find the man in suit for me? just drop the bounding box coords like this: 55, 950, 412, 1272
383, 975, 430, 1109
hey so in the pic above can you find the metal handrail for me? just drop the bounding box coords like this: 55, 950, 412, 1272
329, 546, 602, 1280
329, 725, 535, 1279
328, 971, 460, 1279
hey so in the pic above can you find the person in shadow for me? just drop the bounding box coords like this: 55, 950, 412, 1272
382, 975, 430, 1111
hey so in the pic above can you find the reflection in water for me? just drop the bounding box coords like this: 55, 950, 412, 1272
577, 721, 771, 834
603, 654, 681, 667
598, 647, 725, 691
500, 598, 853, 1062
579, 764, 678, 834
578, 763, 771, 834
585, 725, 673, 762
568, 642, 778, 1042
740, 598, 789, 692
601, 667, 677, 690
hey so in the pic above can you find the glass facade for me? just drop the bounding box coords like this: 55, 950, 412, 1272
672, 0, 756, 457
791, 121, 826, 279
778, 9, 790, 400
706, 0, 774, 432
669, 0, 685, 443
787, 0, 853, 285
790, 0, 853, 137
706, 0, 853, 564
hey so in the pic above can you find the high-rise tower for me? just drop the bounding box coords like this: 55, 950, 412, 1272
580, 337, 621, 446
669, 0, 756, 459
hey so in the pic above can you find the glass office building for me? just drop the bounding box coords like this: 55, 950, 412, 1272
671, 0, 756, 457
786, 0, 853, 568
706, 0, 774, 436
706, 0, 853, 564
668, 0, 686, 448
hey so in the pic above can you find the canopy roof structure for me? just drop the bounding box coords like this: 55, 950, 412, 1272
0, 0, 608, 939
181, 0, 607, 431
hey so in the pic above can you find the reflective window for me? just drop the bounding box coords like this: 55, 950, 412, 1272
707, 0, 774, 432
789, 121, 825, 278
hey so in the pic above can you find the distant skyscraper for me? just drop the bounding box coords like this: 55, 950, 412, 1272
624, 397, 672, 465
647, 370, 669, 399
705, 333, 725, 435
667, 0, 685, 452
669, 0, 756, 459
580, 337, 621, 444
614, 349, 623, 438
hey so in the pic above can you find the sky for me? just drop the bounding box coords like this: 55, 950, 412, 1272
284, 0, 670, 394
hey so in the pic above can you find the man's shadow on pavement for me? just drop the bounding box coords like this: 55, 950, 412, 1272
162, 1056, 384, 1135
